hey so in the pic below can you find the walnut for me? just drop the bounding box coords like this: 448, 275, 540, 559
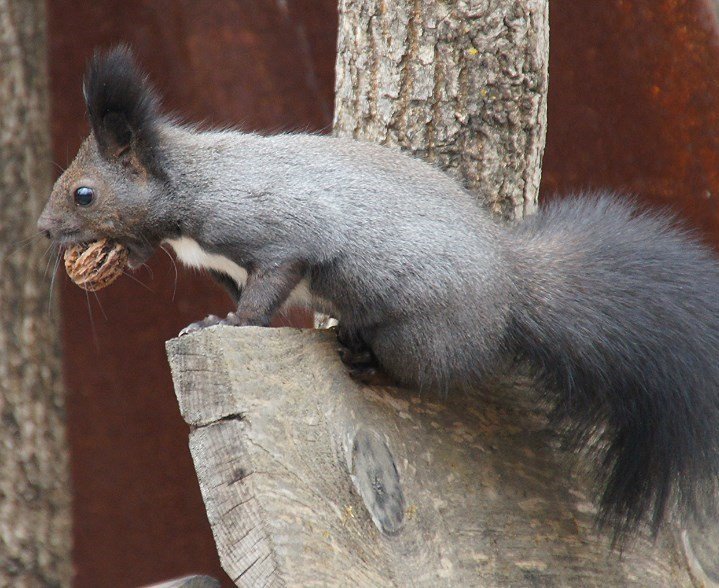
63, 239, 129, 292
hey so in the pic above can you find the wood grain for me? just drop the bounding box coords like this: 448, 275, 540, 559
167, 327, 701, 587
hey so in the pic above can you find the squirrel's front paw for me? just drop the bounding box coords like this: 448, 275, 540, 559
221, 311, 271, 328
179, 312, 271, 336
179, 314, 223, 336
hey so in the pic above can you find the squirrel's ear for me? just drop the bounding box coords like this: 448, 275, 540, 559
83, 45, 164, 176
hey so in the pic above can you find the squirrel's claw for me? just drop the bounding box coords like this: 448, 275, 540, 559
178, 311, 270, 337
178, 314, 223, 337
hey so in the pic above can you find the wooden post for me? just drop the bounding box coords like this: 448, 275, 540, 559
167, 328, 705, 586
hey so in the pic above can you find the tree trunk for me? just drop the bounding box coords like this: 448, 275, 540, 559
0, 1, 72, 585
333, 0, 549, 220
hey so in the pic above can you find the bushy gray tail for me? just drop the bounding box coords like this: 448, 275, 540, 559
509, 194, 719, 540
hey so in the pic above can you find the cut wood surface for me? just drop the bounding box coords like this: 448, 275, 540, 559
166, 327, 705, 587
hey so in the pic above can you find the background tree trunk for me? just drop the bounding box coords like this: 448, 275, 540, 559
333, 0, 549, 220
0, 1, 72, 585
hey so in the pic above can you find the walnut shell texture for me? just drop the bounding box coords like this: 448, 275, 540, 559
63, 239, 128, 292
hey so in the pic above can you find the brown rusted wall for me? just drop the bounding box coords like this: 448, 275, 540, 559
46, 0, 719, 586
542, 0, 719, 245
48, 1, 336, 586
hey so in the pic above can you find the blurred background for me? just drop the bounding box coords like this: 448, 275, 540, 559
33, 0, 719, 585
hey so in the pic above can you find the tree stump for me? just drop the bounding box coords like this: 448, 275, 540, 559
166, 327, 708, 587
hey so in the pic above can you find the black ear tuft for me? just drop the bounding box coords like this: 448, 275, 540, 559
84, 45, 164, 176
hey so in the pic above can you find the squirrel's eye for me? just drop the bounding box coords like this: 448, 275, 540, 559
74, 186, 95, 206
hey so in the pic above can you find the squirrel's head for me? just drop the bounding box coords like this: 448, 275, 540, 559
38, 46, 168, 268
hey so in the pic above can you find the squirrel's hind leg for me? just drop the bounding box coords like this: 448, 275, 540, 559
334, 325, 396, 387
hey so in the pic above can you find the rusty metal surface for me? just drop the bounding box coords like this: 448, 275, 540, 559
542, 0, 719, 246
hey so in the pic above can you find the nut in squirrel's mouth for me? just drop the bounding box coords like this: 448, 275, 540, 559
61, 237, 156, 292
56, 234, 154, 270
63, 239, 129, 292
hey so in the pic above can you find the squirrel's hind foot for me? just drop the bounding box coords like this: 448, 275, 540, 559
335, 325, 395, 387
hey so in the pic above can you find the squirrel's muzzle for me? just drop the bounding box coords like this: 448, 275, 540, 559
37, 212, 56, 240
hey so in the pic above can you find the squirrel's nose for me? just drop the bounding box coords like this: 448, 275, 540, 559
37, 214, 55, 240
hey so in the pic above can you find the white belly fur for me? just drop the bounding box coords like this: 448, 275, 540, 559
165, 237, 312, 308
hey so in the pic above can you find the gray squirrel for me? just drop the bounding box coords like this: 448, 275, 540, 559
38, 46, 719, 542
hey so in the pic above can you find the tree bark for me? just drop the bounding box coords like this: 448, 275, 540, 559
0, 1, 72, 585
333, 0, 549, 220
